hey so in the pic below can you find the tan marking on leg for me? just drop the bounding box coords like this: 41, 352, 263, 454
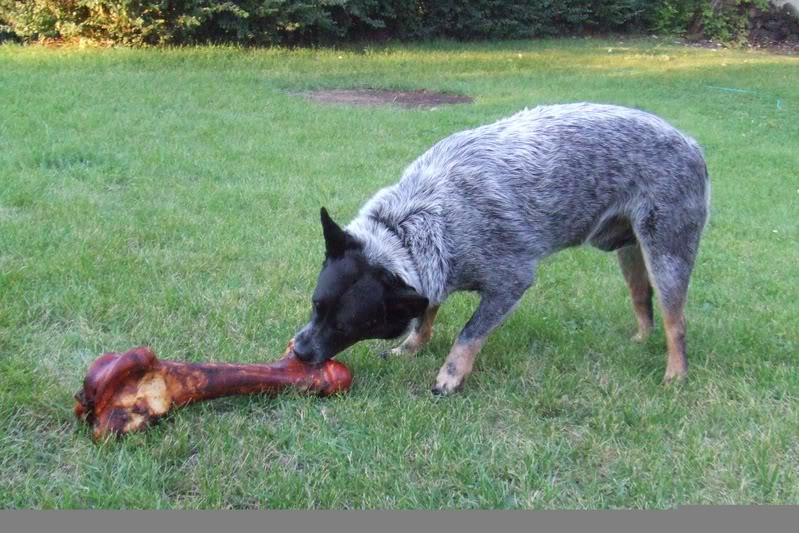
618, 247, 654, 343
390, 305, 439, 356
432, 338, 484, 395
630, 284, 654, 343
663, 310, 687, 383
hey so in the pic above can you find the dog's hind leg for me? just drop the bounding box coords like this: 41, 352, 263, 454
617, 244, 654, 343
634, 205, 706, 383
385, 305, 440, 357
432, 274, 533, 395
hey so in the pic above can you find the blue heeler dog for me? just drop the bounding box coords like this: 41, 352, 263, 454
293, 103, 710, 394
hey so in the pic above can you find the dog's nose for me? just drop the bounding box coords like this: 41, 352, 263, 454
293, 343, 313, 362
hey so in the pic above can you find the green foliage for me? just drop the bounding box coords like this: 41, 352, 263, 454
652, 0, 771, 44
652, 0, 698, 36
410, 1, 659, 40
0, 1, 782, 45
0, 1, 428, 45
0, 0, 202, 44
0, 0, 68, 40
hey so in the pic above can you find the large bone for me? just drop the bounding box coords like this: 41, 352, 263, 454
74, 341, 352, 440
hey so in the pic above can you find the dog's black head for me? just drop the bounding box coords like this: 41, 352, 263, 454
293, 208, 429, 364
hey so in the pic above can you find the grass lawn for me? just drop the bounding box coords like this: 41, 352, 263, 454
1, 38, 798, 509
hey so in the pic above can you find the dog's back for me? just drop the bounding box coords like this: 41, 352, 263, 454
353, 103, 709, 301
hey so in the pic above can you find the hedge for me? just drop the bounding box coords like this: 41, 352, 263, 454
0, 1, 775, 46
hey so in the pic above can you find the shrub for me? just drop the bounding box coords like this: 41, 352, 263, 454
652, 0, 771, 44
0, 0, 784, 46
0, 1, 194, 45
0, 0, 68, 40
0, 1, 428, 45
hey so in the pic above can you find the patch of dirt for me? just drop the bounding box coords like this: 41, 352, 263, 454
302, 89, 473, 109
747, 38, 799, 55
748, 5, 799, 55
674, 35, 799, 55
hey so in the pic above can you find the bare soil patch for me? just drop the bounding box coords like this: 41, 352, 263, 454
301, 89, 473, 109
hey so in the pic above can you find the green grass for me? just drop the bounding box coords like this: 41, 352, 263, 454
1, 38, 798, 509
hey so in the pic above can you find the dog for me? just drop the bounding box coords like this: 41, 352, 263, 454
293, 103, 710, 394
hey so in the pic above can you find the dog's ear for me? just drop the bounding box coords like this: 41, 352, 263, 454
386, 285, 429, 319
320, 207, 356, 258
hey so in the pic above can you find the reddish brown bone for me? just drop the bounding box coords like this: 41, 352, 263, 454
74, 341, 352, 440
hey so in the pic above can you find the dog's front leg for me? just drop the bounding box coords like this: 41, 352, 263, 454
385, 305, 440, 357
432, 289, 527, 395
431, 337, 485, 395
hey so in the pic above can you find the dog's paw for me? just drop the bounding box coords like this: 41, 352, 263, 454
378, 346, 410, 359
631, 331, 649, 344
381, 342, 422, 358
662, 367, 687, 385
431, 370, 464, 396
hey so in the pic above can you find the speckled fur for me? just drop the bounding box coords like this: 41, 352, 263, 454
345, 103, 710, 390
